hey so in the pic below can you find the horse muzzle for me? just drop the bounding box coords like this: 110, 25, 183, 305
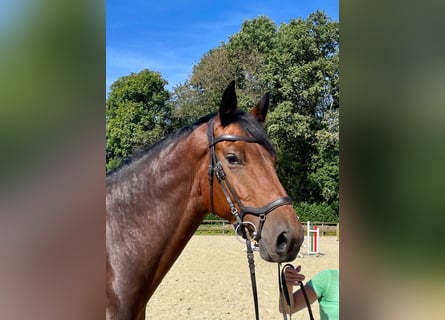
257, 211, 304, 262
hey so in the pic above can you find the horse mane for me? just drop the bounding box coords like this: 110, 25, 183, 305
106, 109, 275, 179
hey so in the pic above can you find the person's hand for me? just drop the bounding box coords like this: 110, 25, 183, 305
284, 265, 306, 286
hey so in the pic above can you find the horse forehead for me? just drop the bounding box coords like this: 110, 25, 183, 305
213, 121, 274, 160
215, 121, 246, 135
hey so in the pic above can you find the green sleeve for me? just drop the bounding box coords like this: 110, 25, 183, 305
307, 270, 339, 320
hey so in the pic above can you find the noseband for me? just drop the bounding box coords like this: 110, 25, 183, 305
206, 116, 292, 241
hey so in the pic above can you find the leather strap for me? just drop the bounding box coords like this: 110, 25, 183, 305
240, 196, 293, 216
279, 264, 314, 320
210, 134, 260, 147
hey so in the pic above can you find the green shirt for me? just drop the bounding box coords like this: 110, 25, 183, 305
307, 269, 339, 320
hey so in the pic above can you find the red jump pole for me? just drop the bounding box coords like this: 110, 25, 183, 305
313, 225, 318, 252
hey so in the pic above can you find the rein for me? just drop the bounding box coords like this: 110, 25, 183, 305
278, 264, 315, 320
206, 116, 296, 320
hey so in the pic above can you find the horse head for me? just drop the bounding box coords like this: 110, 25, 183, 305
207, 81, 304, 262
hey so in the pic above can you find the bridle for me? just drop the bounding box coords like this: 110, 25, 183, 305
206, 116, 313, 319
206, 116, 297, 320
206, 116, 293, 242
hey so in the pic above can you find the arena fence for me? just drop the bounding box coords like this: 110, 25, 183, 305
196, 220, 339, 237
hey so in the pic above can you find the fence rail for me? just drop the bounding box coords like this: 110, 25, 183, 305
196, 220, 339, 237
196, 220, 234, 234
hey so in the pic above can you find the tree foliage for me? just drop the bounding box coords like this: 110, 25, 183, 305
170, 46, 236, 127
170, 11, 339, 220
106, 11, 339, 221
106, 69, 170, 171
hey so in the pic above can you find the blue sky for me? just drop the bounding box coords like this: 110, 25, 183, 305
106, 0, 338, 94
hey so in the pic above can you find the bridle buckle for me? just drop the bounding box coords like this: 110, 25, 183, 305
215, 161, 225, 181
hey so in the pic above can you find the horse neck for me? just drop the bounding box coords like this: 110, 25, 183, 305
106, 123, 211, 306
145, 128, 211, 294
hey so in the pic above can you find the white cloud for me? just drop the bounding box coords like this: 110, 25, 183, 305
106, 46, 193, 92
107, 47, 154, 71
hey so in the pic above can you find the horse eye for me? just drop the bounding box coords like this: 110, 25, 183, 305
226, 154, 240, 165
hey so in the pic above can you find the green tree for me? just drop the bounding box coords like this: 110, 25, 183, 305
170, 46, 236, 127
106, 69, 170, 171
226, 16, 277, 101
309, 109, 339, 205
265, 11, 339, 210
266, 11, 339, 118
170, 16, 279, 127
167, 11, 340, 220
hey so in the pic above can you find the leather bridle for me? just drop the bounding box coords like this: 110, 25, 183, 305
206, 116, 295, 320
206, 116, 293, 242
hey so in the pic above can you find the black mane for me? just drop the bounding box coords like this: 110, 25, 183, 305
106, 110, 275, 178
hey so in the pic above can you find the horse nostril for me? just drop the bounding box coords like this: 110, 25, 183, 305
276, 232, 288, 252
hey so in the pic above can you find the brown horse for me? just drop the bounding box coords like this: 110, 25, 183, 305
106, 81, 304, 320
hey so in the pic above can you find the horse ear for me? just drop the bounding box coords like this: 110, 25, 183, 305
250, 92, 269, 125
219, 80, 237, 126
